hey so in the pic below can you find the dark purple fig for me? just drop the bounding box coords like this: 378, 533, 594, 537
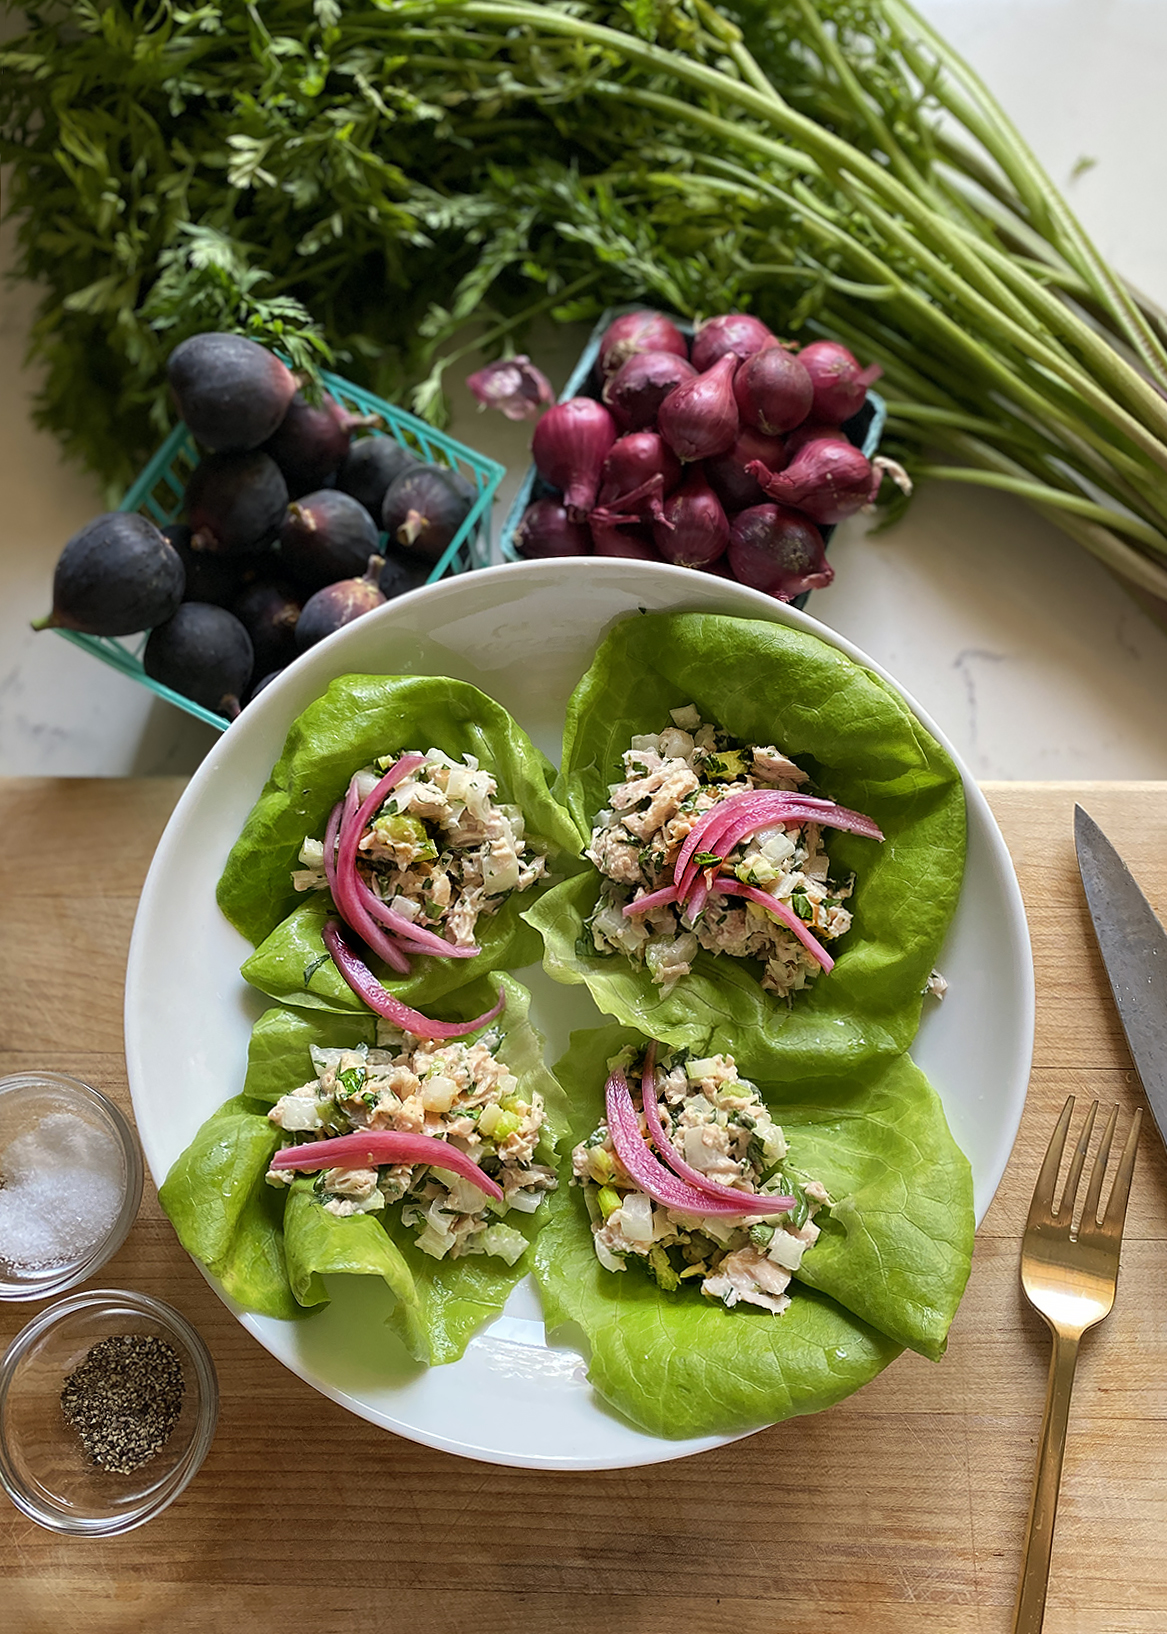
382, 465, 475, 564
378, 547, 431, 601
167, 333, 297, 451
295, 555, 386, 652
260, 392, 376, 498
245, 668, 285, 706
278, 489, 380, 592
231, 578, 302, 673
143, 602, 254, 720
337, 436, 419, 518
185, 450, 288, 556
32, 512, 185, 637
164, 522, 243, 606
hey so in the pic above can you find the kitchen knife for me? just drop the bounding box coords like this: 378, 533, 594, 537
1074, 803, 1167, 1148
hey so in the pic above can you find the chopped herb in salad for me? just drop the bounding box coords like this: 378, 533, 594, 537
573, 1044, 828, 1314
265, 1025, 557, 1263
584, 706, 883, 997
293, 747, 548, 964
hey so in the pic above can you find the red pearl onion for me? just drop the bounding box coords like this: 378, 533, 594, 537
727, 503, 832, 599
602, 351, 697, 432
652, 468, 729, 567
531, 398, 618, 519
705, 428, 786, 513
798, 340, 882, 424
690, 313, 777, 372
746, 439, 882, 524
598, 310, 689, 377
733, 346, 814, 436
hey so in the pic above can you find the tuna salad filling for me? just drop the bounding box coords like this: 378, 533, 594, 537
572, 1046, 829, 1314
585, 706, 868, 997
293, 748, 547, 953
265, 1025, 557, 1263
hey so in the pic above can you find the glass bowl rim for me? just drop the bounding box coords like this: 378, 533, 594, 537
0, 1072, 145, 1301
0, 1286, 219, 1535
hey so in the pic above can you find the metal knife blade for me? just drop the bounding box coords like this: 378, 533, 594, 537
1075, 803, 1167, 1148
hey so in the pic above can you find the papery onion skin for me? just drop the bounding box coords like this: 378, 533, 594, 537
652, 468, 729, 567
727, 503, 833, 601
747, 439, 882, 524
531, 398, 618, 519
733, 346, 815, 436
798, 340, 882, 424
602, 352, 697, 432
690, 313, 777, 373
514, 498, 592, 558
705, 428, 787, 513
657, 354, 740, 462
598, 310, 689, 377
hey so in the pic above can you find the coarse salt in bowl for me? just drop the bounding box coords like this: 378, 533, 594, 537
0, 1074, 143, 1301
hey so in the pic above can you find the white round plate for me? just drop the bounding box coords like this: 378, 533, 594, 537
125, 559, 1033, 1470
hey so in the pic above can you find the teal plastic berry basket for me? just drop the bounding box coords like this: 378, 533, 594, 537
498, 306, 886, 610
54, 369, 506, 730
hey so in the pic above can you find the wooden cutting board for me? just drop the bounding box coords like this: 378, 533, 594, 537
1, 777, 1165, 1634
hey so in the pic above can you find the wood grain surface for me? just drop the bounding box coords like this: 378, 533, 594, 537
2, 776, 1165, 1634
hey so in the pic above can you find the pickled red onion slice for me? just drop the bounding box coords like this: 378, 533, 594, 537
639, 1046, 795, 1213
712, 878, 834, 971
270, 1130, 503, 1201
322, 920, 506, 1038
604, 1070, 789, 1218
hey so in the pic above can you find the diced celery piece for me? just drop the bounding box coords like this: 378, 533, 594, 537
597, 1186, 622, 1219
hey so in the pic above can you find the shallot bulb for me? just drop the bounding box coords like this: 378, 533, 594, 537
603, 351, 696, 432
690, 313, 776, 372
705, 428, 786, 513
590, 518, 660, 559
784, 421, 849, 458
598, 310, 689, 377
591, 432, 683, 524
531, 397, 618, 519
746, 438, 882, 525
657, 354, 739, 462
514, 498, 592, 558
798, 340, 882, 424
733, 346, 814, 435
727, 504, 832, 600
652, 468, 729, 567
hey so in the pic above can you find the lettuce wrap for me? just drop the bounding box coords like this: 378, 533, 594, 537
158, 974, 568, 1365
533, 1025, 973, 1439
524, 613, 966, 1081
218, 674, 583, 1012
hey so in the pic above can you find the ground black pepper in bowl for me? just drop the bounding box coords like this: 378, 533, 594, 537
59, 1334, 185, 1475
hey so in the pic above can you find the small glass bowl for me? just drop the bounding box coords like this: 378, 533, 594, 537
0, 1073, 143, 1300
0, 1288, 218, 1534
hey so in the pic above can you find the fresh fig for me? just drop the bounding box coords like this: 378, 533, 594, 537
33, 512, 185, 637
261, 392, 375, 498
143, 602, 254, 719
231, 578, 302, 674
378, 548, 431, 601
164, 522, 246, 606
337, 436, 419, 517
382, 464, 475, 563
278, 489, 380, 591
295, 555, 386, 652
167, 333, 296, 451
185, 450, 288, 555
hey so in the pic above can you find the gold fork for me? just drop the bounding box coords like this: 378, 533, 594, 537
1013, 1095, 1142, 1634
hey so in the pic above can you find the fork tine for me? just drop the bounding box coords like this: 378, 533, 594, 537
1082, 1103, 1119, 1225
1028, 1095, 1075, 1223
1059, 1100, 1098, 1218
1101, 1108, 1142, 1236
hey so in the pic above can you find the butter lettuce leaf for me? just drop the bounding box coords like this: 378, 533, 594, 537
161, 975, 567, 1366
527, 612, 966, 1081
533, 1025, 972, 1437
217, 674, 583, 1012
158, 1094, 302, 1321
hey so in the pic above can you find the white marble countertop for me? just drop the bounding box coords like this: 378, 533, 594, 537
3, 0, 1166, 780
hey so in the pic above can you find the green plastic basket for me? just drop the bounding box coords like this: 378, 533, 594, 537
54, 369, 506, 730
